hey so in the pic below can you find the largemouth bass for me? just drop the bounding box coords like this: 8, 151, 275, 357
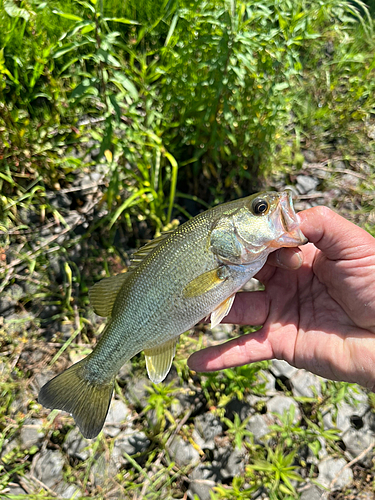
39, 190, 307, 438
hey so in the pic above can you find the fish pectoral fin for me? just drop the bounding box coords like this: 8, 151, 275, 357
210, 294, 236, 329
89, 272, 129, 317
144, 337, 179, 384
182, 266, 230, 299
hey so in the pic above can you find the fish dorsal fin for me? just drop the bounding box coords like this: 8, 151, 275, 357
144, 337, 179, 384
210, 293, 236, 329
182, 266, 230, 299
129, 231, 174, 270
89, 272, 129, 317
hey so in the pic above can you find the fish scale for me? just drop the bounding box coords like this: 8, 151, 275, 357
38, 190, 307, 438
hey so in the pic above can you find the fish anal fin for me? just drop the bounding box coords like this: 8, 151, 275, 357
210, 294, 236, 329
144, 337, 179, 384
89, 272, 129, 317
183, 266, 230, 299
38, 359, 114, 439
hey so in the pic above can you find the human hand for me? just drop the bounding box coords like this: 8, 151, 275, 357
188, 206, 375, 390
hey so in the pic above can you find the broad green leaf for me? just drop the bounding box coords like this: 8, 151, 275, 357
52, 9, 83, 22
104, 17, 138, 25
110, 71, 138, 100
4, 0, 30, 20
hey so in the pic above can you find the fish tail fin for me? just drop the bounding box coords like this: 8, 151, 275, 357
38, 359, 114, 439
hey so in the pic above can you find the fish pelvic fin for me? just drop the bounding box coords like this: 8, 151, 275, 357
210, 293, 236, 329
38, 359, 114, 439
144, 337, 179, 384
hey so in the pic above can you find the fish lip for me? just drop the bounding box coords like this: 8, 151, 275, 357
277, 190, 308, 246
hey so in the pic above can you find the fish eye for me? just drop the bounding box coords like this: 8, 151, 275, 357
252, 198, 269, 215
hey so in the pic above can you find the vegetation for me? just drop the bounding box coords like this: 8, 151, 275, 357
1, 0, 375, 499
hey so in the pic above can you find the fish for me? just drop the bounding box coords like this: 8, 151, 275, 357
38, 190, 307, 438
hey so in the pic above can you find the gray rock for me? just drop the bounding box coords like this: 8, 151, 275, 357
303, 150, 318, 163
168, 435, 200, 467
35, 372, 59, 395
211, 323, 234, 341
194, 413, 223, 450
4, 312, 33, 335
170, 398, 184, 418
55, 482, 81, 498
3, 483, 28, 496
125, 377, 151, 407
217, 446, 247, 479
247, 413, 270, 443
187, 464, 216, 500
267, 395, 301, 423
63, 428, 91, 460
20, 419, 44, 449
300, 485, 324, 500
33, 449, 65, 488
317, 457, 353, 490
92, 453, 119, 486
291, 370, 322, 398
295, 175, 319, 194
334, 396, 369, 433
271, 359, 299, 379
225, 398, 252, 422
260, 370, 277, 394
332, 160, 346, 170
113, 429, 150, 462
103, 399, 130, 437
342, 428, 375, 467
0, 296, 17, 318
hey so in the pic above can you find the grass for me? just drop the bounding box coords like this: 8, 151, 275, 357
1, 0, 375, 498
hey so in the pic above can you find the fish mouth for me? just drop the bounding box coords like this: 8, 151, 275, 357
276, 190, 308, 246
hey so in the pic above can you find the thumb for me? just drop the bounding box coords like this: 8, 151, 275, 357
298, 206, 374, 261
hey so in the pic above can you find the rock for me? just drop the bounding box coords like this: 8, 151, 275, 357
303, 150, 317, 163
46, 191, 72, 210
267, 395, 301, 423
3, 483, 28, 496
225, 398, 252, 422
168, 435, 200, 467
112, 429, 150, 463
187, 464, 216, 500
295, 175, 319, 194
63, 428, 91, 460
300, 485, 324, 500
271, 360, 299, 379
0, 296, 17, 318
4, 312, 33, 335
40, 304, 60, 319
103, 399, 130, 437
247, 413, 270, 443
217, 446, 247, 479
260, 370, 277, 394
20, 419, 44, 449
317, 457, 353, 490
194, 413, 223, 450
342, 428, 375, 467
291, 370, 323, 398
33, 449, 65, 488
125, 377, 151, 407
34, 369, 57, 391
211, 323, 234, 341
332, 160, 346, 170
91, 452, 119, 486
55, 482, 81, 498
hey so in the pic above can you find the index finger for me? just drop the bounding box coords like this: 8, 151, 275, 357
298, 206, 375, 261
